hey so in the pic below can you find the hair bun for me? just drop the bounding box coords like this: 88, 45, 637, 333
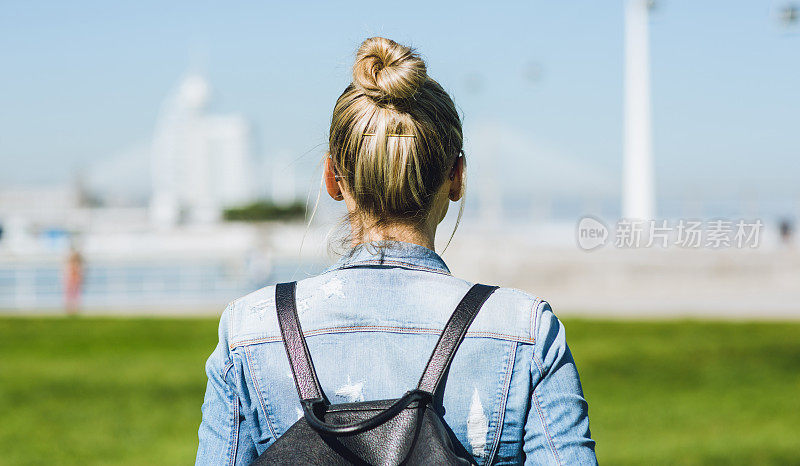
353, 37, 427, 102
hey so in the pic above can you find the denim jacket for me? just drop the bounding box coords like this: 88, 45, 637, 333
196, 241, 596, 465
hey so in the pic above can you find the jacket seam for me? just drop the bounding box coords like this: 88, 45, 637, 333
221, 361, 238, 466
334, 259, 451, 275
485, 341, 518, 465
532, 351, 544, 379
222, 361, 235, 379
230, 327, 533, 349
242, 346, 278, 440
530, 297, 543, 344
532, 352, 562, 466
532, 384, 562, 466
229, 390, 239, 466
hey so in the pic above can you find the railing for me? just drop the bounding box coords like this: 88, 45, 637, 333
0, 256, 325, 312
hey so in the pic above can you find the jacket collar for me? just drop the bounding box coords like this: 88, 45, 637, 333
324, 240, 451, 275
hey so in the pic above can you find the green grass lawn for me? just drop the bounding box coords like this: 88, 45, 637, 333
1, 317, 799, 465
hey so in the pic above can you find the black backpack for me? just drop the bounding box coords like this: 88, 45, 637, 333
251, 281, 498, 465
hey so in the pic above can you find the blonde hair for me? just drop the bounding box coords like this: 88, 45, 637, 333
328, 37, 465, 246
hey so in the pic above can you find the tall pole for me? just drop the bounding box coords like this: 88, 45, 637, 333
623, 0, 655, 220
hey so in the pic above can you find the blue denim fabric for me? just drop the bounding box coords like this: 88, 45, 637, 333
196, 241, 596, 465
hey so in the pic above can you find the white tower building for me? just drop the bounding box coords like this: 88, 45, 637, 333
150, 74, 253, 227
623, 0, 656, 220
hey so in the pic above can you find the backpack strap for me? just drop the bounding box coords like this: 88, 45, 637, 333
417, 284, 499, 395
275, 281, 327, 402
276, 281, 498, 403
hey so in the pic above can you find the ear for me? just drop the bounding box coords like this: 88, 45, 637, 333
324, 156, 344, 201
448, 155, 464, 202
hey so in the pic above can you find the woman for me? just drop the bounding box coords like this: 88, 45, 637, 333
196, 37, 596, 465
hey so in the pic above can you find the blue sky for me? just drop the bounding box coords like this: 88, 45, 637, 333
1, 0, 798, 217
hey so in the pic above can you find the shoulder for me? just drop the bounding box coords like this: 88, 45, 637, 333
222, 272, 551, 347
221, 271, 347, 349
470, 285, 549, 344
220, 284, 280, 350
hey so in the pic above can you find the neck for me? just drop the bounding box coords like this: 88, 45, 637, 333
352, 221, 436, 251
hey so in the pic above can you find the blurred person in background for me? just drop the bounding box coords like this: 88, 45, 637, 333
779, 219, 794, 246
64, 244, 84, 315
196, 37, 595, 465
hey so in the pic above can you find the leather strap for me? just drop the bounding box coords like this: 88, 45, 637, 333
275, 281, 325, 402
275, 281, 498, 405
302, 389, 432, 435
417, 284, 498, 394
